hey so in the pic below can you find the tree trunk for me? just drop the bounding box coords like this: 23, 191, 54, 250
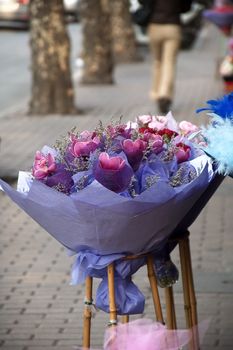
111, 0, 140, 63
29, 0, 75, 115
80, 0, 114, 84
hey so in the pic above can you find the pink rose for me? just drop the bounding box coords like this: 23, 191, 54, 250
99, 152, 126, 170
122, 139, 147, 170
136, 115, 153, 125
69, 135, 100, 157
122, 139, 147, 156
179, 121, 199, 135
148, 116, 168, 130
174, 143, 191, 163
32, 151, 56, 180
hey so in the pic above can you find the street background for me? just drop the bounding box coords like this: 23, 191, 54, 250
0, 21, 233, 350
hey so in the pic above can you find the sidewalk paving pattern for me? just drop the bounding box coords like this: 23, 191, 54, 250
0, 24, 233, 349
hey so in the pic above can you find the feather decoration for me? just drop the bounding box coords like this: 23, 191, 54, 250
196, 92, 233, 120
201, 116, 233, 176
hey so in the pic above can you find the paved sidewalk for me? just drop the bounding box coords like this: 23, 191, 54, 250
0, 24, 233, 350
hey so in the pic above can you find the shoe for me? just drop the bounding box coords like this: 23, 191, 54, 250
158, 98, 172, 114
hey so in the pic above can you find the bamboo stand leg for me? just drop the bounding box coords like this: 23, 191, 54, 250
107, 263, 118, 327
171, 287, 177, 330
82, 276, 93, 349
105, 263, 118, 350
179, 238, 193, 328
165, 286, 180, 348
185, 237, 200, 350
185, 237, 198, 326
165, 286, 177, 329
179, 236, 196, 350
146, 255, 164, 324
121, 315, 129, 323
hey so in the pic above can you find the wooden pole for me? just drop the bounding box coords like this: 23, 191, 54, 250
179, 238, 192, 328
121, 315, 129, 323
185, 237, 198, 326
146, 255, 164, 323
105, 263, 118, 350
179, 236, 196, 350
185, 236, 200, 350
107, 263, 118, 326
82, 276, 93, 349
165, 286, 177, 329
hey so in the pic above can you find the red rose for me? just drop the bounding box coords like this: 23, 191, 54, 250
158, 128, 178, 138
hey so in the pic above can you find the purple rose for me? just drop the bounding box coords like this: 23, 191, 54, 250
122, 139, 147, 171
45, 164, 74, 194
94, 152, 133, 193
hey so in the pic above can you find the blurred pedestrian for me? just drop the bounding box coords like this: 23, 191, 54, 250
146, 0, 192, 114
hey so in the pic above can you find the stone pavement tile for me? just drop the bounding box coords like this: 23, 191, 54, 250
0, 348, 25, 350
2, 340, 55, 347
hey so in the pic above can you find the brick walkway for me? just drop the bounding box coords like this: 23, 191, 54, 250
0, 24, 233, 350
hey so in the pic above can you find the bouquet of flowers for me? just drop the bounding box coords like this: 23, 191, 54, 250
0, 110, 216, 315
0, 112, 214, 254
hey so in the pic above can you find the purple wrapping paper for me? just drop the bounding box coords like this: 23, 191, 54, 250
0, 155, 213, 255
96, 276, 145, 315
0, 155, 213, 256
70, 248, 172, 314
173, 172, 225, 234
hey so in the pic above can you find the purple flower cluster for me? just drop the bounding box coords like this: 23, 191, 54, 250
31, 114, 203, 196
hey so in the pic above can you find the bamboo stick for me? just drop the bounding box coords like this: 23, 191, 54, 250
165, 286, 177, 329
179, 238, 192, 328
171, 287, 177, 330
82, 276, 93, 349
107, 263, 117, 326
121, 315, 129, 323
146, 255, 164, 323
185, 237, 198, 326
179, 236, 196, 350
165, 287, 173, 329
185, 237, 200, 350
105, 263, 118, 350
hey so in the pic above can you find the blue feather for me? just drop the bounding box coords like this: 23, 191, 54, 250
202, 116, 233, 175
196, 92, 233, 121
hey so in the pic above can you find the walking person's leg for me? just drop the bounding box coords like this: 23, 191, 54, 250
148, 24, 163, 102
158, 25, 181, 114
